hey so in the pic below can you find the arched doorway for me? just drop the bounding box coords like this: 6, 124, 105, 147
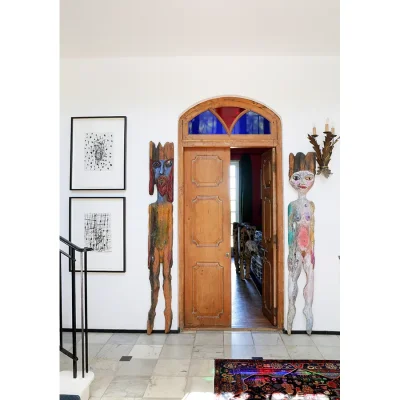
178, 96, 284, 330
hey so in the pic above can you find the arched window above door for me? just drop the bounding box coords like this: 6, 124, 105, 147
188, 107, 271, 135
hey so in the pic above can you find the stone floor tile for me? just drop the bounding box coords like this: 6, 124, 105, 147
165, 333, 195, 345
223, 332, 253, 346
310, 335, 340, 347
136, 334, 167, 345
159, 345, 193, 359
318, 346, 340, 360
89, 375, 114, 397
192, 345, 223, 360
286, 345, 324, 360
107, 333, 141, 345
129, 345, 163, 359
90, 359, 120, 376
116, 358, 158, 377
87, 332, 113, 344
223, 345, 256, 359
194, 332, 223, 346
153, 359, 190, 376
103, 376, 150, 398
143, 376, 187, 398
185, 376, 214, 394
188, 359, 215, 377
96, 344, 134, 361
252, 332, 284, 346
254, 345, 290, 359
280, 334, 315, 346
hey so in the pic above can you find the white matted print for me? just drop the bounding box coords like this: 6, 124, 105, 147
70, 197, 126, 272
70, 117, 126, 190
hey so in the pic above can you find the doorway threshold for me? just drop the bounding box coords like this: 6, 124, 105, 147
181, 327, 281, 332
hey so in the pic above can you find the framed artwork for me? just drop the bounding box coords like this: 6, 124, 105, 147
70, 116, 127, 190
69, 197, 126, 272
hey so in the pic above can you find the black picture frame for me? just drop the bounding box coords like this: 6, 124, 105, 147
69, 197, 126, 273
70, 116, 127, 190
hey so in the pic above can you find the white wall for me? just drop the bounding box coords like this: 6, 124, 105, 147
60, 56, 340, 332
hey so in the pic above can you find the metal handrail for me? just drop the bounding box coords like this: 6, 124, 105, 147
60, 236, 92, 253
60, 236, 93, 379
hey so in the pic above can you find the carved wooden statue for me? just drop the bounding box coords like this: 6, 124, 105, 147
147, 142, 174, 334
287, 152, 316, 336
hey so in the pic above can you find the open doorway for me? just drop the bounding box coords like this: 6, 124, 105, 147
178, 96, 284, 330
230, 148, 275, 328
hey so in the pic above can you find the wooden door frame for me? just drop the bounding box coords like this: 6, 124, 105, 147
178, 96, 284, 330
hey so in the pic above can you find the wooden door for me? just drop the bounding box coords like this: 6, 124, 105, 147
184, 147, 231, 327
261, 148, 277, 326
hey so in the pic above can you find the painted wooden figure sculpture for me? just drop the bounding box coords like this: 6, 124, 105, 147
147, 142, 174, 334
287, 152, 316, 335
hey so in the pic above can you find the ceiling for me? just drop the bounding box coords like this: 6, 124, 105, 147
61, 0, 339, 58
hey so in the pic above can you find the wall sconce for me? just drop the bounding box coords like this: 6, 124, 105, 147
307, 119, 340, 178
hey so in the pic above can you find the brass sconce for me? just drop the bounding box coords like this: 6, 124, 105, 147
307, 119, 340, 178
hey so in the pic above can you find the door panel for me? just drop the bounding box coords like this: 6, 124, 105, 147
192, 196, 223, 247
261, 148, 277, 326
192, 262, 224, 318
184, 147, 231, 327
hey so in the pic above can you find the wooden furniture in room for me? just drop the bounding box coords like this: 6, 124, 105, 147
233, 222, 257, 281
249, 231, 264, 292
243, 238, 259, 281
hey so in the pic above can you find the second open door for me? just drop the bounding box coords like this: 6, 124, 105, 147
261, 148, 278, 326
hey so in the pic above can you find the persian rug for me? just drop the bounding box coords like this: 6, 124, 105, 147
214, 359, 340, 399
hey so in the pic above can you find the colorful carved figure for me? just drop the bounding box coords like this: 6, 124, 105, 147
287, 152, 316, 335
147, 142, 174, 334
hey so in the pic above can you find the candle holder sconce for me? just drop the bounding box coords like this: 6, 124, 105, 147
307, 121, 340, 178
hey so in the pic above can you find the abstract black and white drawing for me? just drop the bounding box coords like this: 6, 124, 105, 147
84, 213, 112, 252
70, 197, 126, 272
70, 117, 126, 190
84, 133, 114, 171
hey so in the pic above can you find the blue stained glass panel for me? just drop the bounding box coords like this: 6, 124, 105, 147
231, 111, 271, 134
189, 110, 227, 134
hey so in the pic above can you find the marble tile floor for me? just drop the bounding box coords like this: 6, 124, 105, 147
60, 331, 340, 400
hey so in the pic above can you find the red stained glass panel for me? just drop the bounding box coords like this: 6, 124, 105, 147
214, 107, 245, 130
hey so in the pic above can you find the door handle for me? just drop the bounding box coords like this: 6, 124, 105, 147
225, 253, 230, 257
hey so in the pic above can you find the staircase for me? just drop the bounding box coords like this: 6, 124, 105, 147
60, 237, 94, 400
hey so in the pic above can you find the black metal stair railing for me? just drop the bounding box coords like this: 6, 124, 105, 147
59, 236, 92, 379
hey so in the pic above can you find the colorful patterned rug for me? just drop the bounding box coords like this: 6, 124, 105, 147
214, 359, 340, 399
